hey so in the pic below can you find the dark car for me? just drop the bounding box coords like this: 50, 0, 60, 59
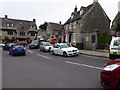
3, 43, 14, 51
9, 44, 26, 56
101, 60, 120, 89
29, 40, 40, 49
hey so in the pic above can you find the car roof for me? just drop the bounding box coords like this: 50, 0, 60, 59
55, 43, 68, 45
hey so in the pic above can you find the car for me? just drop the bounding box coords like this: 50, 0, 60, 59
29, 40, 40, 49
3, 43, 14, 51
40, 42, 53, 52
109, 37, 120, 60
9, 44, 26, 56
0, 43, 5, 47
100, 60, 120, 89
17, 41, 28, 46
51, 43, 79, 57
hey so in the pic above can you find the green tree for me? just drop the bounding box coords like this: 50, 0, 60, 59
39, 22, 48, 30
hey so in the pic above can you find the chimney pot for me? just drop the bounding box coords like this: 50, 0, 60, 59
118, 1, 120, 12
5, 15, 8, 19
59, 21, 62, 25
33, 19, 36, 23
93, 0, 98, 3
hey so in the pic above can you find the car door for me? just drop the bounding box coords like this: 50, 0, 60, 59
40, 43, 43, 50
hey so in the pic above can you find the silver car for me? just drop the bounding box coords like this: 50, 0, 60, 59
40, 42, 53, 52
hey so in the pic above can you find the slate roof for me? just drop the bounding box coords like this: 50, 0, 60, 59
64, 2, 110, 25
49, 22, 63, 31
113, 12, 120, 21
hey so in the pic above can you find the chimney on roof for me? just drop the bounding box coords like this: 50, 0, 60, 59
59, 21, 62, 25
74, 5, 77, 14
5, 15, 8, 19
118, 1, 120, 12
33, 19, 36, 23
93, 0, 98, 3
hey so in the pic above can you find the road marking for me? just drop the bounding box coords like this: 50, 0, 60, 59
28, 50, 34, 53
37, 54, 52, 59
65, 61, 103, 70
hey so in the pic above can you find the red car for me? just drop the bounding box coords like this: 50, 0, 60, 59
100, 60, 120, 89
17, 41, 28, 46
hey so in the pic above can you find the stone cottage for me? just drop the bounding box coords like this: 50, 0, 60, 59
46, 22, 63, 41
0, 15, 38, 43
64, 0, 111, 50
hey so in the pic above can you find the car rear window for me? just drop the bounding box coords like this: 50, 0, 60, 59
14, 45, 24, 48
113, 40, 120, 46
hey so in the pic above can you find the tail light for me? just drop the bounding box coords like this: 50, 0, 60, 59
13, 48, 15, 51
24, 48, 26, 51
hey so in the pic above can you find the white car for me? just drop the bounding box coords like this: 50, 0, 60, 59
51, 43, 79, 57
0, 43, 5, 47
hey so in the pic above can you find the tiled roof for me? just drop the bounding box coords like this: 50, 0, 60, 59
49, 22, 63, 31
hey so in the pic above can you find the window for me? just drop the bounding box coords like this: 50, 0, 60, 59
71, 15, 74, 19
30, 25, 36, 29
6, 22, 14, 27
73, 33, 76, 42
69, 23, 72, 29
31, 32, 35, 36
65, 34, 68, 42
73, 21, 76, 29
66, 24, 68, 30
7, 31, 13, 35
113, 40, 120, 46
80, 9, 83, 15
20, 32, 25, 36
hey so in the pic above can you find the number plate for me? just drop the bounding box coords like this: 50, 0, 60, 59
17, 49, 22, 51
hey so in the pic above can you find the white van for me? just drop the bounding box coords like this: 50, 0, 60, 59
109, 37, 120, 59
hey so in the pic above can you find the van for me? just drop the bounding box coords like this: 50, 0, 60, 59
109, 37, 120, 59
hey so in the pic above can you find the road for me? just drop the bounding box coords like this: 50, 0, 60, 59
2, 47, 111, 88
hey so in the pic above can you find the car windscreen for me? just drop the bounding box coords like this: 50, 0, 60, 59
14, 45, 24, 48
43, 43, 52, 46
8, 43, 14, 46
31, 40, 38, 44
60, 44, 70, 48
113, 40, 120, 46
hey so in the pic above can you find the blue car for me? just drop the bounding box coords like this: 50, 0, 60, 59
9, 44, 26, 56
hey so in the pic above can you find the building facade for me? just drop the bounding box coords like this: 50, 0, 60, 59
64, 0, 111, 50
0, 15, 38, 43
46, 22, 63, 42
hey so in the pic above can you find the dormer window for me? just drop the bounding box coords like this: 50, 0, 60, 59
80, 9, 83, 15
71, 15, 74, 19
30, 25, 36, 29
6, 22, 14, 27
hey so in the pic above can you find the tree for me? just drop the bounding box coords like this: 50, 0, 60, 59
39, 22, 48, 30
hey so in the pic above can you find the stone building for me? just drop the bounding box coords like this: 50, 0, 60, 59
38, 29, 46, 39
64, 0, 110, 50
46, 22, 63, 41
0, 15, 38, 43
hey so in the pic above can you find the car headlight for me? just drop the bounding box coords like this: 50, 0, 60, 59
103, 64, 119, 71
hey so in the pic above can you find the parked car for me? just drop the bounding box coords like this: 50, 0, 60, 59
40, 42, 53, 52
0, 43, 5, 47
51, 43, 79, 57
29, 40, 40, 49
17, 41, 28, 46
109, 37, 120, 60
37, 36, 44, 41
100, 60, 120, 89
9, 44, 26, 56
3, 43, 14, 51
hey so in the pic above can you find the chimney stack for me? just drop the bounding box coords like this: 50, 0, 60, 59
118, 1, 120, 12
33, 19, 36, 23
93, 0, 98, 3
5, 15, 8, 19
74, 5, 77, 14
59, 21, 62, 25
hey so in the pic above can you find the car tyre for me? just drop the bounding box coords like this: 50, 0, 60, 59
117, 83, 120, 90
52, 50, 55, 55
9, 52, 11, 55
109, 54, 115, 60
23, 53, 26, 56
63, 52, 67, 57
11, 52, 14, 56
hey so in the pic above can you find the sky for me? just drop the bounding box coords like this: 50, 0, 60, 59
0, 0, 120, 27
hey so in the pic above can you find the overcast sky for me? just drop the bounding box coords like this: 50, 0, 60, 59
0, 0, 120, 27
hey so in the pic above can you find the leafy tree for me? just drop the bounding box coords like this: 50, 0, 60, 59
39, 22, 48, 30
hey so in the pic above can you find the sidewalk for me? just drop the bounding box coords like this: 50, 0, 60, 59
79, 49, 109, 58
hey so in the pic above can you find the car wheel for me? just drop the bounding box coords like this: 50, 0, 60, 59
9, 52, 11, 55
63, 52, 67, 57
29, 46, 31, 49
23, 53, 26, 56
109, 54, 115, 60
11, 52, 14, 56
52, 50, 55, 55
44, 49, 46, 52
117, 83, 120, 90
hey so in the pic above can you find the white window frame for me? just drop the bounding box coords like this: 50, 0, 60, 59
73, 21, 76, 29
80, 9, 83, 16
73, 33, 76, 42
66, 24, 68, 30
69, 23, 72, 30
65, 34, 68, 42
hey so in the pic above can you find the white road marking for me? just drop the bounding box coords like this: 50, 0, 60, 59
65, 61, 103, 70
28, 50, 34, 53
37, 54, 52, 59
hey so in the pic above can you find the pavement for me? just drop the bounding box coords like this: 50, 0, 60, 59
79, 49, 109, 58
